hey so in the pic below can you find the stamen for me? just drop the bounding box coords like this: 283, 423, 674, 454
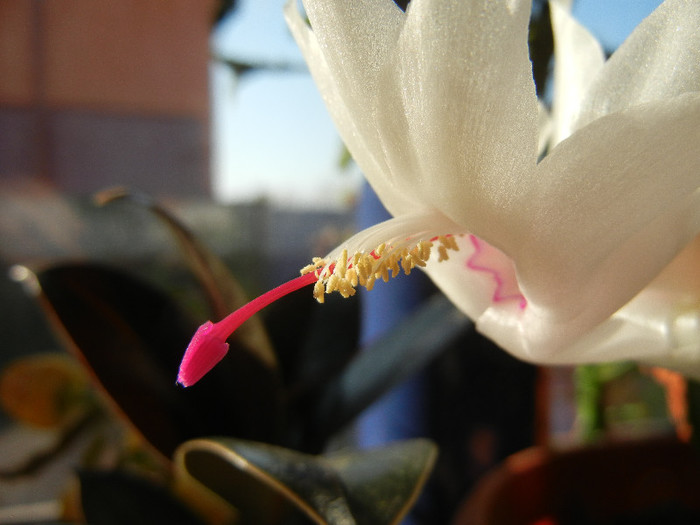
178, 231, 461, 386
303, 233, 460, 304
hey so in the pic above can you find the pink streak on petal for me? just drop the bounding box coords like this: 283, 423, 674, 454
466, 234, 527, 310
177, 321, 230, 387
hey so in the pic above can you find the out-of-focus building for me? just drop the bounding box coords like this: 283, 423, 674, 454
0, 0, 215, 197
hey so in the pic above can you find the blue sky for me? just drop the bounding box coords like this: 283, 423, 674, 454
210, 0, 664, 209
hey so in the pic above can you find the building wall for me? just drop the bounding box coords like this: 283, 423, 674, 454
0, 0, 214, 197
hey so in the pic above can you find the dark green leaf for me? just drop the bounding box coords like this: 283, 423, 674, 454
309, 294, 471, 442
175, 437, 437, 525
95, 187, 277, 370
687, 379, 700, 453
79, 470, 204, 525
264, 291, 358, 405
325, 439, 438, 525
213, 0, 237, 25
16, 263, 284, 458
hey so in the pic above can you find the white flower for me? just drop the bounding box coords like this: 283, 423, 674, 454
178, 0, 700, 387
284, 0, 700, 371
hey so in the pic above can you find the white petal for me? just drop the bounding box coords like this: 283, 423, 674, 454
537, 101, 551, 157
424, 233, 525, 326
549, 0, 604, 146
299, 0, 404, 93
620, 235, 700, 377
518, 236, 700, 375
288, 0, 540, 238
505, 93, 700, 358
578, 0, 700, 127
426, 232, 700, 373
284, 0, 418, 216
324, 209, 463, 262
380, 0, 539, 235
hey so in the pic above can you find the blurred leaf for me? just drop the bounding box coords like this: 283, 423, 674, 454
0, 353, 89, 428
95, 187, 277, 370
324, 439, 438, 525
687, 379, 700, 451
575, 362, 641, 443
214, 54, 308, 78
175, 437, 437, 525
14, 263, 284, 459
0, 407, 101, 479
263, 291, 358, 406
79, 469, 205, 525
646, 367, 691, 442
213, 0, 237, 25
338, 146, 353, 171
529, 0, 554, 97
308, 294, 471, 444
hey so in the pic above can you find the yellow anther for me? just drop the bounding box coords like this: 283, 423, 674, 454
388, 254, 401, 278
338, 280, 356, 298
419, 241, 433, 261
313, 280, 326, 303
326, 274, 340, 293
357, 273, 367, 287
377, 264, 390, 283
304, 234, 460, 302
357, 258, 371, 282
399, 249, 411, 274
335, 249, 348, 278
346, 267, 358, 287
301, 257, 327, 275
439, 235, 458, 251
300, 264, 317, 275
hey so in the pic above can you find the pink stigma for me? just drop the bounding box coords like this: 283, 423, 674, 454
177, 271, 318, 387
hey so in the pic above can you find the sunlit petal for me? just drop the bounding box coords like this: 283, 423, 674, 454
578, 0, 700, 127
379, 0, 539, 234
325, 211, 460, 259
537, 101, 551, 156
284, 0, 418, 215
510, 93, 700, 355
549, 0, 604, 146
423, 234, 525, 325
502, 236, 700, 378
288, 0, 540, 239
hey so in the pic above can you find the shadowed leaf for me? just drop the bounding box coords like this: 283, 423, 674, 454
14, 263, 284, 459
79, 470, 204, 525
325, 439, 438, 525
95, 187, 276, 370
308, 294, 471, 443
0, 352, 89, 428
687, 379, 700, 452
175, 437, 437, 525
